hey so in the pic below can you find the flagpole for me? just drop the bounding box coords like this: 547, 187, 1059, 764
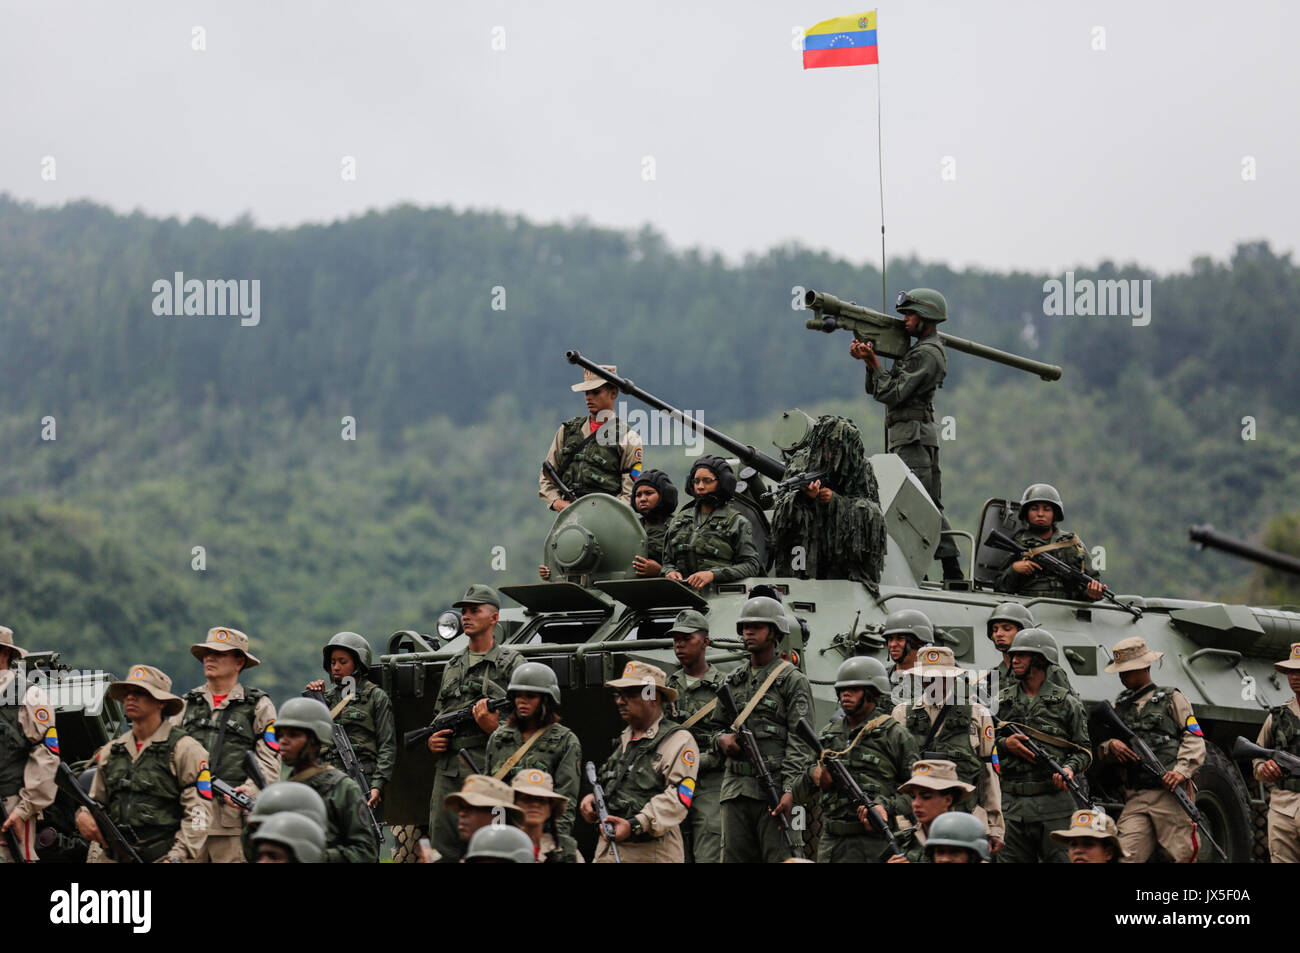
874, 8, 886, 313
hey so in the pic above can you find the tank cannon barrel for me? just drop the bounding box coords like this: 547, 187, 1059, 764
1189, 523, 1300, 576
565, 350, 787, 481
803, 288, 1063, 382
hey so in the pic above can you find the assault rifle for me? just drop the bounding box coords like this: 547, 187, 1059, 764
1230, 736, 1300, 778
717, 683, 803, 859
795, 717, 902, 858
403, 695, 514, 749
585, 761, 622, 863
984, 528, 1143, 619
991, 715, 1096, 811
55, 761, 142, 863
211, 750, 268, 813
1095, 701, 1225, 860
303, 689, 384, 845
758, 470, 829, 507
542, 460, 577, 503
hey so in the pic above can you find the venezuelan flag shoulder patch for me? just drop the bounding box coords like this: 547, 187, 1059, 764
1185, 716, 1204, 737
43, 727, 59, 754
991, 746, 1001, 774
677, 777, 696, 808
264, 723, 279, 751
196, 765, 213, 799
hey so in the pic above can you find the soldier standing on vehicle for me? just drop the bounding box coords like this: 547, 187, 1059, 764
884, 759, 976, 863
539, 364, 644, 511
996, 629, 1092, 863
631, 469, 678, 577
923, 811, 991, 863
986, 603, 1074, 695
718, 597, 815, 863
305, 631, 396, 811
662, 456, 762, 592
891, 646, 1004, 854
485, 662, 581, 861
580, 661, 698, 863
425, 584, 524, 862
798, 655, 916, 863
276, 697, 378, 864
995, 484, 1104, 601
0, 626, 58, 863
1252, 642, 1300, 862
78, 665, 210, 863
883, 608, 933, 679
1097, 636, 1205, 863
175, 626, 279, 863
1050, 808, 1126, 863
665, 609, 726, 863
850, 288, 962, 581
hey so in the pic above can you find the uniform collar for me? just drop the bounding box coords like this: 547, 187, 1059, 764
623, 712, 666, 746
120, 718, 173, 753
199, 681, 245, 706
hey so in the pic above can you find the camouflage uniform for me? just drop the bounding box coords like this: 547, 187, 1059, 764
661, 502, 761, 584
1254, 697, 1300, 862
995, 527, 1096, 600
886, 825, 929, 863
486, 719, 581, 862
718, 658, 816, 863
667, 663, 727, 863
0, 662, 58, 863
426, 642, 523, 862
286, 763, 378, 864
321, 679, 396, 794
994, 658, 1075, 696
539, 414, 644, 507
641, 517, 670, 564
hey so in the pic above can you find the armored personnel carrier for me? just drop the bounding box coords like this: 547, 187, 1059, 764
377, 354, 1287, 863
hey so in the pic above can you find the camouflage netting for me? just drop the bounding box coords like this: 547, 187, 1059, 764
770, 415, 887, 584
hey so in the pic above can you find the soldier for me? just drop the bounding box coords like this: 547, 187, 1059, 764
485, 661, 580, 861
996, 628, 1092, 863
0, 626, 58, 863
580, 661, 698, 863
244, 780, 329, 862
986, 602, 1073, 695
662, 455, 761, 592
665, 608, 726, 863
924, 810, 991, 863
1251, 642, 1300, 862
77, 665, 210, 863
425, 584, 523, 862
275, 696, 378, 863
1097, 636, 1205, 863
304, 631, 396, 810
885, 759, 976, 863
995, 484, 1103, 601
175, 626, 279, 863
891, 645, 1004, 854
510, 769, 574, 862
1050, 808, 1126, 863
539, 363, 644, 511
251, 812, 326, 864
631, 468, 678, 577
882, 608, 933, 679
717, 597, 815, 863
850, 287, 962, 580
800, 655, 916, 863
443, 774, 525, 847
464, 823, 536, 864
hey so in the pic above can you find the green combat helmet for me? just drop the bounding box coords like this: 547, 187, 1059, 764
925, 811, 990, 861
896, 288, 947, 324
251, 811, 327, 864
735, 596, 790, 636
882, 608, 934, 647
506, 662, 561, 705
1007, 627, 1061, 665
464, 823, 536, 863
248, 781, 329, 832
834, 656, 891, 696
276, 697, 335, 745
322, 631, 373, 675
986, 602, 1035, 640
1018, 483, 1064, 522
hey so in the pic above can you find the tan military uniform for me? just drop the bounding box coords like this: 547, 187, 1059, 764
172, 683, 279, 863
538, 420, 644, 508
593, 714, 698, 864
890, 699, 1004, 842
1254, 697, 1300, 863
89, 720, 211, 863
0, 669, 59, 863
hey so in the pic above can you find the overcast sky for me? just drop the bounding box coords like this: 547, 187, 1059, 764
3, 0, 1295, 274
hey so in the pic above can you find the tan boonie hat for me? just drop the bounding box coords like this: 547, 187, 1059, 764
510, 769, 569, 810
444, 774, 525, 823
668, 609, 710, 637
605, 660, 677, 704
452, 584, 502, 610
1050, 808, 1129, 857
107, 664, 185, 717
899, 759, 976, 796
1104, 636, 1163, 674
190, 626, 260, 667
571, 365, 617, 392
1274, 642, 1300, 674
914, 645, 965, 678
0, 626, 27, 661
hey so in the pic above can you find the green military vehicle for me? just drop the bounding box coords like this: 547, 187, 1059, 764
375, 351, 1287, 863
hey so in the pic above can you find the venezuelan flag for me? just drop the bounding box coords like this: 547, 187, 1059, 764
264, 723, 280, 752
991, 746, 1001, 774
804, 11, 878, 69
196, 767, 213, 800
43, 727, 59, 754
1185, 716, 1204, 737
677, 777, 696, 808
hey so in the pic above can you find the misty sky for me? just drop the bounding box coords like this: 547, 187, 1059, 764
3, 0, 1295, 274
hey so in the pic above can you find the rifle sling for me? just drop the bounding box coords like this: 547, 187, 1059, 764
1001, 720, 1091, 759
730, 661, 793, 731
920, 700, 954, 751
823, 714, 893, 764
492, 724, 554, 780
288, 764, 333, 784
1024, 538, 1085, 559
